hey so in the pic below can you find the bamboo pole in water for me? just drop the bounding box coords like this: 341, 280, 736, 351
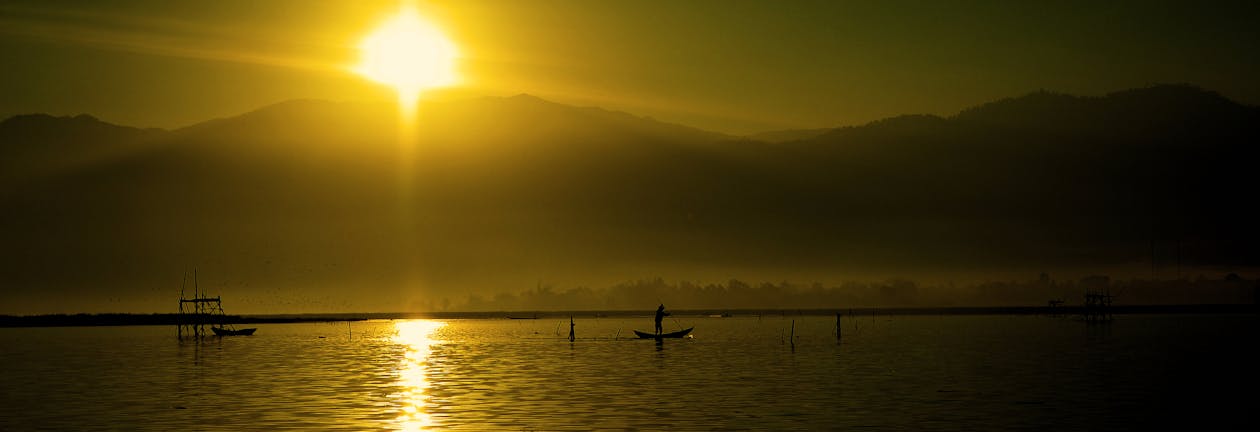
790, 320, 795, 349
836, 313, 842, 342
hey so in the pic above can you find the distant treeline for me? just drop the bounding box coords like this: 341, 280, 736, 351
2, 305, 1254, 329
0, 313, 364, 328
457, 274, 1259, 312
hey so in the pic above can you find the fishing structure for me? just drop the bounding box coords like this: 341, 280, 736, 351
1082, 288, 1114, 322
177, 270, 256, 339
177, 270, 219, 340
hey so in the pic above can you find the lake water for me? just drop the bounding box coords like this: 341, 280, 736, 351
1, 313, 1254, 430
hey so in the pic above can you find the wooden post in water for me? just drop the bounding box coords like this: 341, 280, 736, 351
568, 316, 575, 342
786, 319, 796, 352
836, 313, 842, 342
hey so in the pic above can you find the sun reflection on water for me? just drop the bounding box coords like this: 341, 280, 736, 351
393, 320, 446, 431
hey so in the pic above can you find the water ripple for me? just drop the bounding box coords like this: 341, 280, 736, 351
1, 314, 1255, 430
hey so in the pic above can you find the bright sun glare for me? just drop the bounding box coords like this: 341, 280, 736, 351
355, 6, 458, 112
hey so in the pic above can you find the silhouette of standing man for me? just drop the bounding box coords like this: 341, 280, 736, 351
655, 304, 670, 334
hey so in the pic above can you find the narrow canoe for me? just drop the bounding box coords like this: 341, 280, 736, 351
633, 327, 693, 339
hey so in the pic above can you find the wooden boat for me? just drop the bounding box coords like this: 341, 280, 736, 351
211, 326, 257, 336
633, 327, 694, 339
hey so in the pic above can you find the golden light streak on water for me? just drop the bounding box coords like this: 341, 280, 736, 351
393, 320, 446, 431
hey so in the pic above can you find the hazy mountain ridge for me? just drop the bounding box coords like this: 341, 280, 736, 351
744, 128, 833, 143
776, 85, 1259, 267
1, 84, 1257, 313
0, 113, 169, 186
954, 84, 1254, 128
0, 113, 164, 142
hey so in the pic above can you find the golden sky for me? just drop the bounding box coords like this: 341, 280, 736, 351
3, 1, 1260, 314
2, 0, 1258, 134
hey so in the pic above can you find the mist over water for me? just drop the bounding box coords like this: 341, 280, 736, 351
1, 314, 1253, 430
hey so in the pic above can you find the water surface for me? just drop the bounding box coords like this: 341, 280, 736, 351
1, 313, 1254, 430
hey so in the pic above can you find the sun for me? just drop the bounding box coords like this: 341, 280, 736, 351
354, 6, 458, 111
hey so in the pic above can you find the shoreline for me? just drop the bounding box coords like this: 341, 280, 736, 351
1, 304, 1253, 328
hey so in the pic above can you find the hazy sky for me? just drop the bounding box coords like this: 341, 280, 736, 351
3, 1, 1260, 315
3, 0, 1258, 134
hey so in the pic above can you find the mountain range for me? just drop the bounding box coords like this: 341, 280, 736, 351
2, 84, 1257, 313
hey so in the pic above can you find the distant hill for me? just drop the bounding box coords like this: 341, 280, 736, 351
0, 114, 167, 186
171, 94, 733, 147
1, 84, 1257, 312
745, 127, 833, 143
773, 84, 1260, 268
